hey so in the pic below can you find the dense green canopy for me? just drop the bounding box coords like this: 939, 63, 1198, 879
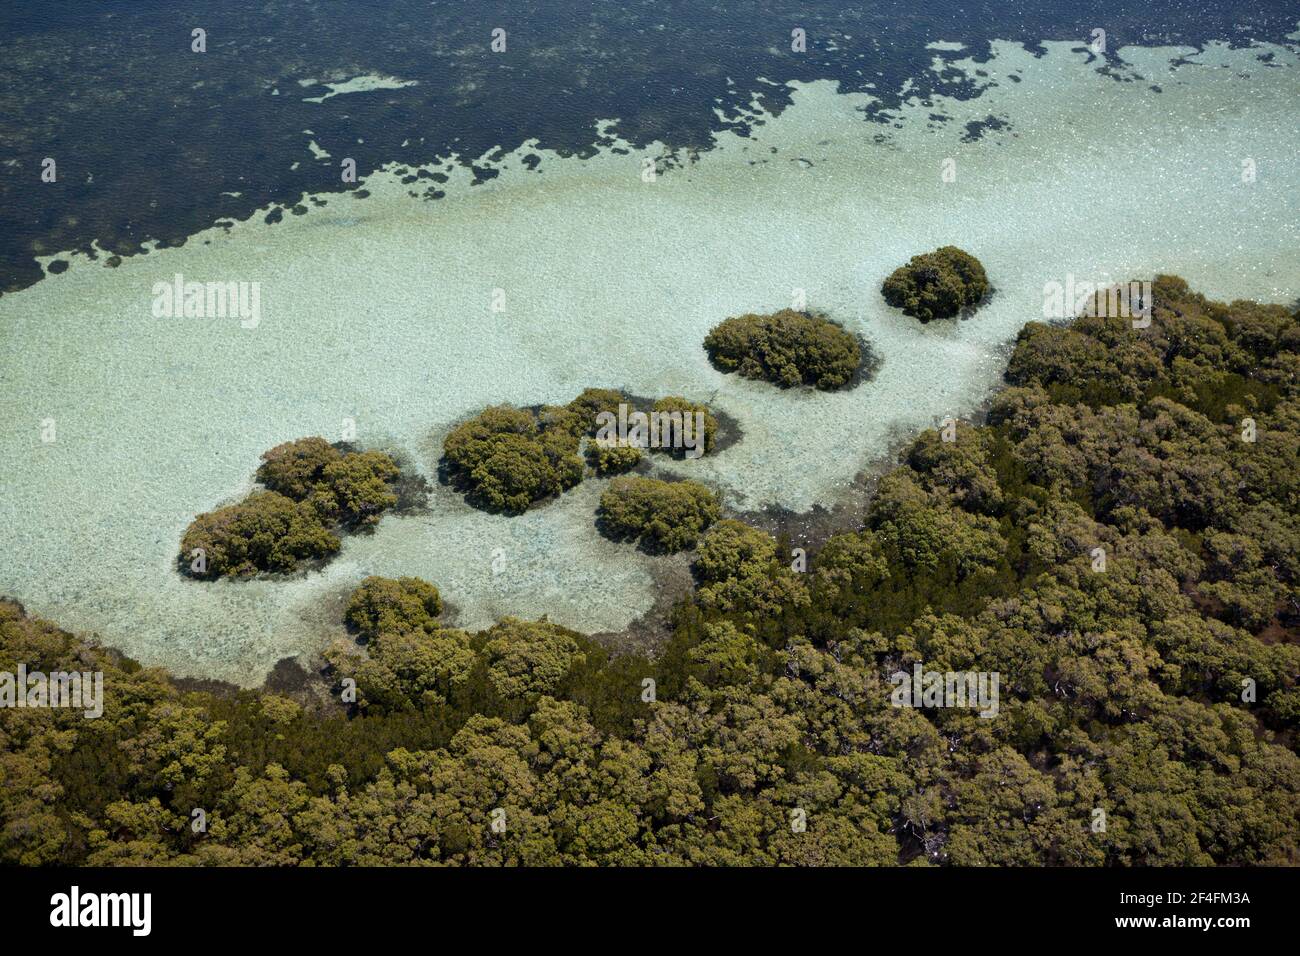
442, 404, 585, 514
180, 437, 401, 578
6, 276, 1298, 866
179, 491, 340, 578
598, 476, 721, 553
881, 246, 989, 322
445, 391, 720, 512
704, 309, 863, 389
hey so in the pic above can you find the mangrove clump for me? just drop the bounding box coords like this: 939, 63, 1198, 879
180, 437, 402, 578
598, 476, 721, 553
881, 245, 989, 321
703, 309, 862, 390
446, 389, 722, 513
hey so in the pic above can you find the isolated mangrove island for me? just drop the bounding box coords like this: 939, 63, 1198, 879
882, 246, 990, 322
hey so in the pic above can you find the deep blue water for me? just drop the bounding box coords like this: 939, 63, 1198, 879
1, 0, 1297, 294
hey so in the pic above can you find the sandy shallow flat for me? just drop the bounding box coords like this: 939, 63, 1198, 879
2, 39, 1298, 685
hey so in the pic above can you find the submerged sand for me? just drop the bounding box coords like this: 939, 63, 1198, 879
2, 39, 1298, 684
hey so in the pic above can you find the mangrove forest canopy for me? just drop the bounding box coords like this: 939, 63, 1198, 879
4, 275, 1298, 867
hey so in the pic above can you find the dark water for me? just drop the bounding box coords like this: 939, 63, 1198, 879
1, 0, 1296, 295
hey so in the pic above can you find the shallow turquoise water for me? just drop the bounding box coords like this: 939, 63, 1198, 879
1, 39, 1298, 684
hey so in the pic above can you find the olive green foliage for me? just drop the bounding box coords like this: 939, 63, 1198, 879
692, 519, 811, 626
8, 278, 1300, 866
181, 438, 401, 577
443, 404, 585, 514
881, 246, 990, 322
577, 389, 719, 462
332, 581, 595, 716
329, 578, 472, 713
311, 451, 400, 526
179, 491, 340, 578
649, 396, 718, 457
346, 576, 444, 637
256, 436, 338, 499
585, 439, 642, 475
598, 476, 721, 553
704, 309, 862, 389
258, 437, 400, 525
571, 388, 643, 470
565, 387, 627, 428
446, 390, 721, 512
482, 617, 587, 699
